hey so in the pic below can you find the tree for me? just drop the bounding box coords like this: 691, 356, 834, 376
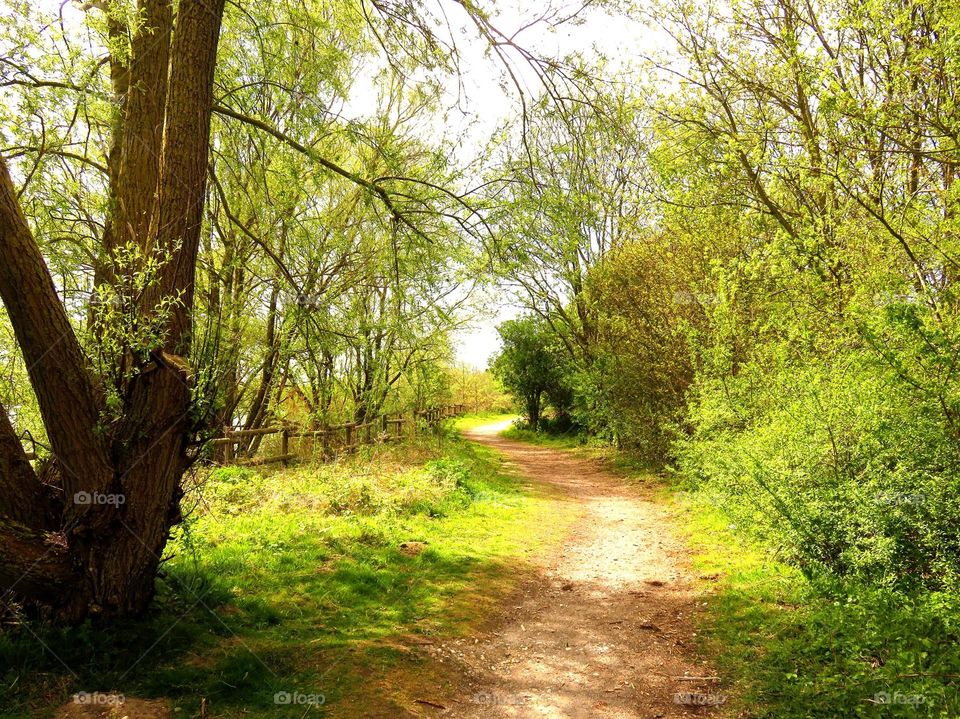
0, 0, 226, 621
447, 363, 511, 412
485, 86, 649, 435
490, 316, 570, 430
489, 89, 647, 363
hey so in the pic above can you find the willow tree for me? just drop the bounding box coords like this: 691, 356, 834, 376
0, 0, 227, 620
0, 0, 608, 621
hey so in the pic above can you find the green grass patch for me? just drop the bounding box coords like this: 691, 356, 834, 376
0, 430, 577, 718
500, 423, 586, 449
672, 492, 960, 718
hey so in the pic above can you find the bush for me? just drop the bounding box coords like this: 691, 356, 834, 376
678, 350, 960, 591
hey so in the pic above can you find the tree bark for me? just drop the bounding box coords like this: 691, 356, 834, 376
0, 161, 113, 507
527, 391, 541, 431
0, 0, 226, 622
0, 404, 56, 529
99, 0, 173, 287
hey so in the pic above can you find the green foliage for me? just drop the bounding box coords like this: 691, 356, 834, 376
580, 235, 735, 458
87, 242, 182, 410
678, 350, 960, 589
446, 365, 513, 414
490, 315, 573, 429
679, 495, 960, 718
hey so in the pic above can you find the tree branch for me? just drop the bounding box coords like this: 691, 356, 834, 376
212, 103, 407, 225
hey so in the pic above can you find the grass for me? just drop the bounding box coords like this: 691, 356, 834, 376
0, 419, 579, 718
500, 422, 586, 449
671, 492, 960, 719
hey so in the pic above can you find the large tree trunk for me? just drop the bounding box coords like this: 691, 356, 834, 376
0, 0, 226, 622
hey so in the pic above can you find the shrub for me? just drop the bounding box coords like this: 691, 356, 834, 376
678, 350, 960, 590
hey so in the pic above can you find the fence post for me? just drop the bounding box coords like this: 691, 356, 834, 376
223, 427, 234, 463
345, 423, 354, 452
280, 427, 289, 466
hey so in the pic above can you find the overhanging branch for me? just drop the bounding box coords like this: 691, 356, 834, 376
212, 103, 402, 220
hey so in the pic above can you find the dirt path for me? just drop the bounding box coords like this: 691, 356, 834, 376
424, 420, 722, 718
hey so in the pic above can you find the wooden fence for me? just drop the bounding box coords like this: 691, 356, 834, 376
212, 403, 465, 467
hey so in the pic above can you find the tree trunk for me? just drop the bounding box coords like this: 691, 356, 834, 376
527, 391, 541, 431
0, 0, 226, 622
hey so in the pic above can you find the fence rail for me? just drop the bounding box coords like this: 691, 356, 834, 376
214, 403, 465, 467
